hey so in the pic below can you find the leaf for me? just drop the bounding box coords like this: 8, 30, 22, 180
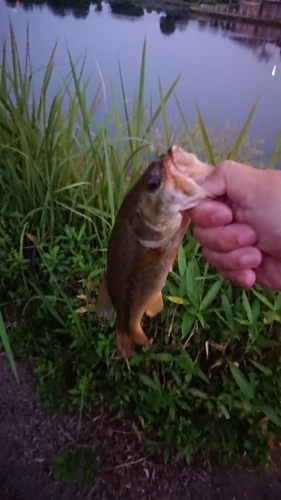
257, 403, 281, 427
227, 99, 258, 159
274, 293, 281, 312
177, 245, 186, 278
251, 298, 260, 322
0, 311, 19, 383
221, 293, 234, 329
242, 290, 253, 324
175, 354, 193, 372
193, 366, 209, 384
196, 105, 215, 165
181, 312, 195, 339
188, 388, 208, 400
218, 403, 230, 419
87, 269, 103, 280
151, 353, 173, 362
200, 278, 223, 311
268, 130, 281, 169
250, 360, 272, 375
185, 262, 196, 295
166, 296, 184, 305
252, 289, 274, 310
229, 363, 255, 399
29, 285, 65, 326
139, 374, 160, 392
263, 310, 281, 323
129, 354, 145, 366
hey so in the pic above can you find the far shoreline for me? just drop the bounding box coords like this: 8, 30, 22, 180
111, 0, 281, 28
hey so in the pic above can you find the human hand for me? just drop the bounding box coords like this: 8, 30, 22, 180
189, 161, 281, 291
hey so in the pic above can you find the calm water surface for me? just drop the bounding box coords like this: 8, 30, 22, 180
0, 0, 281, 165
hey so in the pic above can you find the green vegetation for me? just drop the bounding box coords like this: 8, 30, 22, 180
54, 445, 98, 488
1, 26, 281, 472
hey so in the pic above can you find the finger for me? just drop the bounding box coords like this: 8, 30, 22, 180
216, 268, 257, 289
202, 246, 262, 272
255, 255, 281, 291
199, 161, 256, 200
189, 200, 233, 228
193, 223, 257, 252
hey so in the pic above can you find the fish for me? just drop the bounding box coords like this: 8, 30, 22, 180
96, 146, 213, 358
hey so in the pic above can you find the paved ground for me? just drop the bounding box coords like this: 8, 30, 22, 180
1, 354, 281, 500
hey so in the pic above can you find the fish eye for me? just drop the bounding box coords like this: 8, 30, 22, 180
147, 173, 161, 192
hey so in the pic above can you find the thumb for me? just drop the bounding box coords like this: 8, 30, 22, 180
199, 160, 256, 200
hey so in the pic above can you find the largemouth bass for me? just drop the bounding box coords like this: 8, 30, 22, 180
97, 146, 213, 358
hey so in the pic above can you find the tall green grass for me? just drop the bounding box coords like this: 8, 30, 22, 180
1, 26, 281, 467
0, 29, 180, 244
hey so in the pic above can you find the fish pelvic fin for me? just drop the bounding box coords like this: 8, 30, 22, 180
145, 291, 163, 317
116, 327, 151, 359
96, 277, 114, 320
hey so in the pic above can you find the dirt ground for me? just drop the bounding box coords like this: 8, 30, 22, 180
1, 354, 281, 500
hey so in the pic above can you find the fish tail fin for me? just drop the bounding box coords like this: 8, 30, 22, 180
116, 327, 150, 359
96, 277, 114, 320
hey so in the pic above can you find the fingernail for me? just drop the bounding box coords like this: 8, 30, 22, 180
210, 211, 232, 225
239, 253, 260, 267
236, 273, 247, 287
237, 229, 256, 246
236, 271, 255, 289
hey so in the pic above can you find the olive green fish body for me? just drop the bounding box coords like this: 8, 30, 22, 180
97, 147, 212, 358
106, 204, 189, 357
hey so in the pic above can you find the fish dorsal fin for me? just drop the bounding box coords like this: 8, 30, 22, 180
96, 277, 114, 320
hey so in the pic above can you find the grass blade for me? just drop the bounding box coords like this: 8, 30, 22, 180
196, 104, 215, 165
268, 130, 281, 169
0, 311, 19, 383
227, 99, 259, 160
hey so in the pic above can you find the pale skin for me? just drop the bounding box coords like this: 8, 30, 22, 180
189, 161, 281, 291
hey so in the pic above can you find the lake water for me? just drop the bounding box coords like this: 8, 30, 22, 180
0, 0, 281, 166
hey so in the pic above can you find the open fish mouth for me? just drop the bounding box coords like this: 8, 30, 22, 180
164, 147, 199, 197
165, 145, 214, 199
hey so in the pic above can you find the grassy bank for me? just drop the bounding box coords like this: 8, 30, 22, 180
1, 27, 281, 467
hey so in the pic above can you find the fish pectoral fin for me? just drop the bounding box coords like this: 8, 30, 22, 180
96, 277, 114, 320
145, 292, 163, 317
116, 328, 151, 359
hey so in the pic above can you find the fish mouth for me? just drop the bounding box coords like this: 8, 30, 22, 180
166, 147, 197, 196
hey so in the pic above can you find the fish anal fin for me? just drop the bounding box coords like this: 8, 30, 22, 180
116, 328, 150, 359
146, 291, 163, 317
96, 277, 114, 320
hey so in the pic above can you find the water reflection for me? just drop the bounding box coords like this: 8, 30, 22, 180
5, 0, 281, 57
160, 11, 190, 36
6, 0, 102, 18
2, 0, 281, 163
110, 2, 144, 18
